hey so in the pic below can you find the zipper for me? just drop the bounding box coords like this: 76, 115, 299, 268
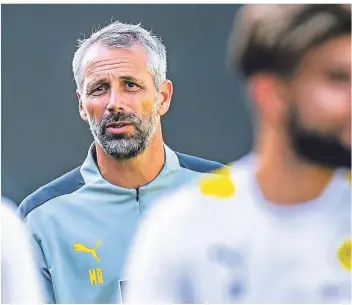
135, 188, 141, 215
135, 188, 140, 202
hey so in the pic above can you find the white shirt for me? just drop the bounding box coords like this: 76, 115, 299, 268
125, 165, 351, 304
235, 152, 255, 168
1, 202, 43, 303
1, 196, 17, 211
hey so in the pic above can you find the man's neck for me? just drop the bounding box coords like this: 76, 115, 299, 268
95, 136, 165, 189
256, 131, 335, 205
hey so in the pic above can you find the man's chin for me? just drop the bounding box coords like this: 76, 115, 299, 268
98, 137, 147, 160
289, 125, 351, 169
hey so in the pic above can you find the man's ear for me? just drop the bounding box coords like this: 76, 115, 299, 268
248, 74, 289, 124
157, 80, 173, 116
77, 90, 88, 122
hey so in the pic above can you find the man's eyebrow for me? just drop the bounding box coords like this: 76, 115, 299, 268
120, 76, 142, 83
85, 75, 147, 92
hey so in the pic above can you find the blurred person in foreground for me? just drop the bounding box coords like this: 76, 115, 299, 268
1, 195, 18, 210
125, 4, 351, 303
17, 21, 223, 303
1, 199, 43, 303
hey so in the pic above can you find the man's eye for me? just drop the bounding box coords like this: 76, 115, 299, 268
124, 81, 140, 90
328, 71, 350, 82
91, 84, 109, 96
96, 85, 108, 91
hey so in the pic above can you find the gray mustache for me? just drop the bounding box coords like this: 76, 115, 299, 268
102, 113, 140, 127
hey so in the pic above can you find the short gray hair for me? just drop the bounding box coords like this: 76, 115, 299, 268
72, 21, 167, 93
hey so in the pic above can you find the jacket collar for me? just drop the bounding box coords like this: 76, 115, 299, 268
80, 143, 180, 188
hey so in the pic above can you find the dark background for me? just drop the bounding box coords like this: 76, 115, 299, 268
1, 4, 253, 204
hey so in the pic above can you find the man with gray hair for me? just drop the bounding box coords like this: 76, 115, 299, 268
18, 21, 223, 303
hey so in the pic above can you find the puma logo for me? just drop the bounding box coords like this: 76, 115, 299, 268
73, 240, 101, 263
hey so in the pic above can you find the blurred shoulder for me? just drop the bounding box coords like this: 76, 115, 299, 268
1, 202, 17, 225
146, 162, 252, 228
1, 200, 30, 248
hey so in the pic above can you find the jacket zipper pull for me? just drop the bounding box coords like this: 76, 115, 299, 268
136, 188, 140, 202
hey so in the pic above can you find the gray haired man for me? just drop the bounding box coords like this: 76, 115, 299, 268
18, 21, 223, 303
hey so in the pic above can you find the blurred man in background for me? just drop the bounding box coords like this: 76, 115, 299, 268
1, 200, 43, 303
18, 21, 223, 303
125, 4, 351, 303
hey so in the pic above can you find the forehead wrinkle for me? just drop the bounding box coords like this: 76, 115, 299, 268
88, 64, 136, 76
86, 61, 147, 79
86, 55, 146, 70
87, 61, 134, 74
87, 66, 143, 81
87, 56, 138, 69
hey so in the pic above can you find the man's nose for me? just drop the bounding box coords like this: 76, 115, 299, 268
107, 89, 125, 113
